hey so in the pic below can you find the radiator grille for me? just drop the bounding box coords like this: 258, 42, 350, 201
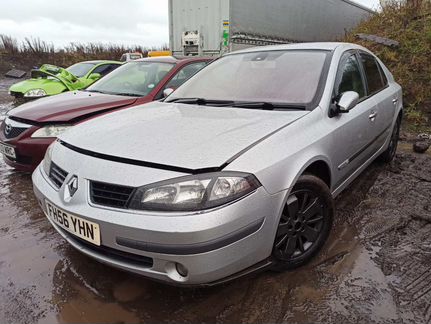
90, 181, 134, 208
49, 163, 68, 189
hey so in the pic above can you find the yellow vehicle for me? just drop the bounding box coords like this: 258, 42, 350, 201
147, 50, 172, 57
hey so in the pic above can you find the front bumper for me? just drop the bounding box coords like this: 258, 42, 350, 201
32, 159, 286, 285
1, 137, 53, 172
0, 122, 54, 172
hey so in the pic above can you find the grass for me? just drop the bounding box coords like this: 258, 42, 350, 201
343, 0, 431, 132
0, 34, 168, 73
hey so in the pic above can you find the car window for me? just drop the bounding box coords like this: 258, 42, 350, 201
334, 54, 366, 99
130, 54, 142, 60
92, 64, 119, 77
165, 62, 208, 89
360, 54, 386, 95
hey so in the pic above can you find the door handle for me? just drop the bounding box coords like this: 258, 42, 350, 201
392, 98, 398, 105
369, 111, 378, 120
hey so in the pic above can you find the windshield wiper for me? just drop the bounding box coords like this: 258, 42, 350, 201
167, 98, 306, 110
230, 101, 306, 110
112, 92, 142, 97
84, 89, 106, 94
167, 98, 235, 106
83, 89, 141, 97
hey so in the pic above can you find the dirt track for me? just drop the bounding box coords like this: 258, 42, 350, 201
0, 78, 430, 324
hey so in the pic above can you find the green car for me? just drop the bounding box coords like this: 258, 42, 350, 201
9, 60, 122, 99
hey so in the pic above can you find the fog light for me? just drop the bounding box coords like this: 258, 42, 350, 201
175, 263, 188, 277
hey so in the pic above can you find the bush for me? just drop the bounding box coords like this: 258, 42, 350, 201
0, 34, 168, 72
344, 0, 431, 129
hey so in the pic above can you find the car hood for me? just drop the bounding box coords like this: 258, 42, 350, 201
10, 64, 78, 93
59, 101, 309, 171
9, 91, 139, 123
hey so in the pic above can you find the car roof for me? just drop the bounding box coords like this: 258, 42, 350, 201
227, 42, 367, 55
133, 56, 213, 64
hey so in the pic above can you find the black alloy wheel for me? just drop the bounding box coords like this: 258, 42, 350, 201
272, 175, 333, 270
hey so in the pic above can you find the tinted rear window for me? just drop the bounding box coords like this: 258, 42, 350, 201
360, 54, 385, 94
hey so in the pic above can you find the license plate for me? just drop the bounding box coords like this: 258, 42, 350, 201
0, 142, 16, 159
45, 200, 101, 246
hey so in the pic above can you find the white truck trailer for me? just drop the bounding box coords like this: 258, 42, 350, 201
168, 0, 374, 56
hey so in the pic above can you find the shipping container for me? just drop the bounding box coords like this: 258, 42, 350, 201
168, 0, 374, 56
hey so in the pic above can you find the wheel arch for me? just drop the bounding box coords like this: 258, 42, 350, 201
290, 156, 332, 192
397, 107, 403, 121
302, 160, 331, 189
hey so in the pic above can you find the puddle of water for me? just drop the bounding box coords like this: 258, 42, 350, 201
0, 156, 406, 324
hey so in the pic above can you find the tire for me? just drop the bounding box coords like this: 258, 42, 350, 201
379, 116, 400, 163
271, 174, 334, 271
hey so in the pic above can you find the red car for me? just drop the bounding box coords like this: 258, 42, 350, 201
0, 56, 211, 171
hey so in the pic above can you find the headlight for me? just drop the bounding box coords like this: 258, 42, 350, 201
31, 125, 71, 138
42, 142, 55, 175
128, 172, 261, 212
24, 89, 47, 98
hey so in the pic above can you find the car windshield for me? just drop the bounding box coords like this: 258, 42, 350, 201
66, 62, 97, 78
168, 50, 328, 106
86, 61, 175, 97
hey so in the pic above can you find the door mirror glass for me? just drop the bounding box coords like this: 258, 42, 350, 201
163, 88, 174, 98
337, 91, 359, 112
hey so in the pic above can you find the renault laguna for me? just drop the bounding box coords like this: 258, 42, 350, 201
32, 43, 402, 285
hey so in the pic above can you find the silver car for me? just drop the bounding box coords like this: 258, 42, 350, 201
32, 43, 402, 286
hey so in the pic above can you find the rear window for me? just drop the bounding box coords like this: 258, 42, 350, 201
360, 54, 386, 95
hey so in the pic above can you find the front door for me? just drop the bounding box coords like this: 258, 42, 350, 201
328, 51, 379, 188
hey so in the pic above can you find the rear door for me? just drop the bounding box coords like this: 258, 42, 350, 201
358, 52, 398, 151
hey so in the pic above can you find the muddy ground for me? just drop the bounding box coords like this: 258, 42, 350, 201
0, 77, 430, 324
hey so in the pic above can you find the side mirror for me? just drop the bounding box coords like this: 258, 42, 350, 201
330, 91, 359, 117
337, 91, 359, 112
163, 88, 174, 98
88, 73, 101, 81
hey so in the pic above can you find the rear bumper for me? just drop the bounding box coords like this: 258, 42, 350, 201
32, 162, 287, 285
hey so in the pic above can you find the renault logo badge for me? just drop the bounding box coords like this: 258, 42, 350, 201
67, 176, 78, 197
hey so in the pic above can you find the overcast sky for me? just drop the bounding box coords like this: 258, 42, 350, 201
0, 0, 380, 48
